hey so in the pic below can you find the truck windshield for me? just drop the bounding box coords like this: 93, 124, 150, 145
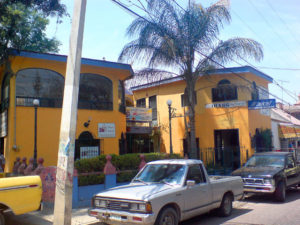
133, 164, 186, 185
245, 155, 285, 168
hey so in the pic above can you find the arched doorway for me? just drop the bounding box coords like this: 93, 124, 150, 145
75, 131, 100, 160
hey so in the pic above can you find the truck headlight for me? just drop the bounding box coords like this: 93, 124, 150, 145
264, 178, 274, 185
95, 199, 107, 208
130, 202, 152, 213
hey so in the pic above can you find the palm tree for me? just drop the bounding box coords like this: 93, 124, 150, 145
119, 0, 263, 159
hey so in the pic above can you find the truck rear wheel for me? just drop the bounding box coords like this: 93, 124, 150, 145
274, 181, 286, 202
218, 193, 233, 217
155, 207, 178, 225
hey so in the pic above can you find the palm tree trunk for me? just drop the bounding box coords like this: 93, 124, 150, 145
185, 78, 198, 159
189, 110, 197, 159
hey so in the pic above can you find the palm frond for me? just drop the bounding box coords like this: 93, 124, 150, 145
196, 38, 263, 72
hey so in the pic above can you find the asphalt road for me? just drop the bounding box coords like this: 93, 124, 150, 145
5, 188, 300, 225
181, 188, 300, 225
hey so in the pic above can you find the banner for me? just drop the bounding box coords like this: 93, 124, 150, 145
126, 107, 152, 122
248, 99, 276, 110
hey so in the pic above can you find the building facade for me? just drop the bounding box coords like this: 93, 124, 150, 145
130, 66, 273, 169
0, 50, 133, 172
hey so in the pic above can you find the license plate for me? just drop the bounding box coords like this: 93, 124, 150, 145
110, 214, 121, 221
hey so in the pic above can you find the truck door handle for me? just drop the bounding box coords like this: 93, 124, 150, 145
176, 194, 182, 196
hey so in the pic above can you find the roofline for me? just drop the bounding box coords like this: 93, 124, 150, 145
8, 49, 134, 76
131, 66, 273, 91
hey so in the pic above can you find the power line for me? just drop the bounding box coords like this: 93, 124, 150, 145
256, 66, 300, 71
231, 10, 295, 68
111, 0, 293, 105
265, 0, 300, 48
247, 0, 300, 62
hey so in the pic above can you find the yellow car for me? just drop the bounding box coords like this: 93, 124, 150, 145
0, 175, 42, 224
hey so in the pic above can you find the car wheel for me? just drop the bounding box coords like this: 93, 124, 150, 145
274, 181, 286, 202
0, 212, 5, 225
218, 193, 233, 217
155, 207, 178, 225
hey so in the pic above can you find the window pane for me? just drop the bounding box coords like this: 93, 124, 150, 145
78, 73, 113, 110
136, 98, 146, 108
186, 164, 204, 184
149, 96, 157, 121
16, 68, 64, 107
212, 80, 237, 102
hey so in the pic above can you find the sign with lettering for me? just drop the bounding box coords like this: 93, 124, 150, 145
248, 99, 276, 110
126, 107, 152, 122
98, 123, 115, 138
205, 101, 247, 108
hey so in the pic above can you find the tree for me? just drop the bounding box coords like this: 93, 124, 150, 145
119, 0, 263, 159
0, 0, 67, 63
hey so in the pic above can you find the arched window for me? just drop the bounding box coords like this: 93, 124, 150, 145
212, 79, 237, 102
78, 73, 113, 110
1, 73, 10, 112
16, 68, 64, 107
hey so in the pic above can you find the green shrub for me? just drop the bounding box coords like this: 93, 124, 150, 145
75, 153, 183, 186
78, 173, 105, 186
117, 170, 138, 183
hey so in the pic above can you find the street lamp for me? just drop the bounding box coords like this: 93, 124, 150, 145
166, 99, 173, 154
33, 98, 40, 168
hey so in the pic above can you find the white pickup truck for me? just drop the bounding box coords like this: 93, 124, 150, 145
88, 159, 243, 225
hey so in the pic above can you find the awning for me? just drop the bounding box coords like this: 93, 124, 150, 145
278, 124, 300, 139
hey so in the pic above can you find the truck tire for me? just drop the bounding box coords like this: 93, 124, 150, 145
274, 181, 286, 202
0, 212, 4, 225
155, 207, 178, 225
218, 193, 233, 217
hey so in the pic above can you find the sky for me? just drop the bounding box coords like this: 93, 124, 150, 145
46, 0, 300, 105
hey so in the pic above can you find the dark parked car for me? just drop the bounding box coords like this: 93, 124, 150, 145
232, 152, 300, 202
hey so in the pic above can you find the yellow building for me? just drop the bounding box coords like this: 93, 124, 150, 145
130, 66, 273, 169
0, 50, 133, 172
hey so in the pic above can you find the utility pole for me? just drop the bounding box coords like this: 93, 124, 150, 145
278, 80, 289, 103
53, 0, 86, 224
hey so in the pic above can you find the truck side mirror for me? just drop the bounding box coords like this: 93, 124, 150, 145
287, 163, 294, 169
186, 180, 195, 187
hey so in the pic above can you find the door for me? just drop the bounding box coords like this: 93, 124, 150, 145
285, 154, 300, 186
214, 129, 240, 170
183, 164, 212, 218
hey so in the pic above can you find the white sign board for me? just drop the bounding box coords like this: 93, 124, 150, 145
98, 123, 115, 138
205, 101, 247, 108
0, 111, 7, 137
80, 146, 99, 159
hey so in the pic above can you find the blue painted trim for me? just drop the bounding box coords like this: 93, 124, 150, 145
9, 49, 134, 76
131, 66, 273, 91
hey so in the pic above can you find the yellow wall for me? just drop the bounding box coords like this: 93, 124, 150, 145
1, 54, 131, 171
133, 71, 271, 165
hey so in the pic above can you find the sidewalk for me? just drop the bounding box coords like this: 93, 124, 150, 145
5, 207, 102, 225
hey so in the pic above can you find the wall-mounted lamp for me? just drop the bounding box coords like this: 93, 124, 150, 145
84, 120, 90, 128
166, 99, 173, 154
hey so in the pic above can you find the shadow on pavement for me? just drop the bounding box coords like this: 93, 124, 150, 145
180, 208, 252, 225
243, 187, 300, 204
5, 212, 52, 225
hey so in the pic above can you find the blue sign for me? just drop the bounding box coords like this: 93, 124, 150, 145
248, 99, 276, 110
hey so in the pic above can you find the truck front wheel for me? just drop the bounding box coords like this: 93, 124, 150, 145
155, 207, 178, 225
274, 181, 286, 202
218, 193, 233, 217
